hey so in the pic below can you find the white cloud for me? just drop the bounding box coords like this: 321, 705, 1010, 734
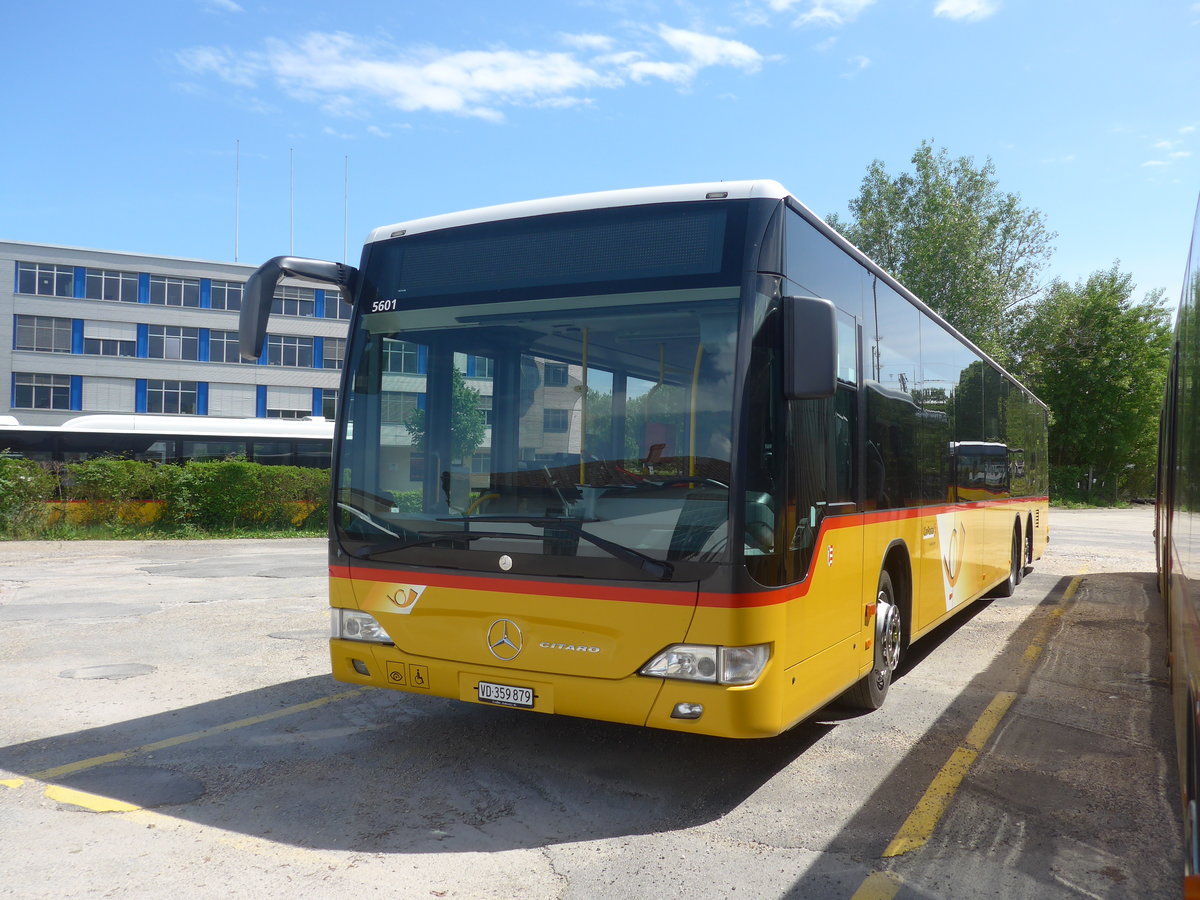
180, 27, 766, 121
656, 26, 762, 72
560, 33, 616, 52
792, 0, 876, 26
841, 55, 870, 77
758, 0, 874, 25
934, 0, 1000, 22
1142, 160, 1169, 167
204, 0, 243, 12
177, 46, 260, 88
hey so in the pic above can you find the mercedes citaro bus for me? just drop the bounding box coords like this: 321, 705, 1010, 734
240, 181, 1048, 738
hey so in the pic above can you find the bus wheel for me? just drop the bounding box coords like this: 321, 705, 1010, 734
843, 570, 902, 710
990, 525, 1022, 598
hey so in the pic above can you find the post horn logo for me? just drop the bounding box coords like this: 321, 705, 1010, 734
388, 585, 426, 614
942, 523, 966, 587
487, 619, 523, 661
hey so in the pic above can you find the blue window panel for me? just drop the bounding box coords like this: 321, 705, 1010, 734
313, 336, 325, 368
70, 376, 83, 410
418, 345, 429, 374
256, 385, 267, 418
466, 356, 476, 377
312, 388, 323, 416
200, 279, 212, 309
135, 379, 148, 413
71, 320, 84, 355
197, 382, 209, 416
138, 273, 150, 304
73, 267, 86, 299
417, 393, 426, 410
315, 289, 326, 319
136, 324, 149, 358
198, 329, 211, 362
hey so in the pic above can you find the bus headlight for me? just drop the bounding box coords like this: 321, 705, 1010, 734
331, 609, 393, 644
640, 643, 770, 686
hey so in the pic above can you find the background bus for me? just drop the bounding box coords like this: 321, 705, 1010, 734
241, 180, 1049, 738
0, 413, 333, 467
1155, 191, 1200, 894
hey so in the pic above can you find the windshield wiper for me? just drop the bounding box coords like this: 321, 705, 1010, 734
350, 530, 489, 559
440, 515, 674, 580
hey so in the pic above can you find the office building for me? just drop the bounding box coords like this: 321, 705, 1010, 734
1, 241, 348, 427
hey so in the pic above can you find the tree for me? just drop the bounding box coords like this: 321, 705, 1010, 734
403, 365, 488, 463
829, 141, 1055, 361
1014, 264, 1171, 500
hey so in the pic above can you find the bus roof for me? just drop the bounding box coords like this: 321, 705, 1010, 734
0, 415, 334, 439
366, 180, 791, 244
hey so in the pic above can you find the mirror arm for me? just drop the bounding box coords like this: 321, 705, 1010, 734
238, 256, 359, 362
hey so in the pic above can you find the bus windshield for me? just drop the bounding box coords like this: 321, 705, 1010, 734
335, 204, 750, 582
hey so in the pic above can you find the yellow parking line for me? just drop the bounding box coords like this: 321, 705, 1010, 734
849, 870, 904, 900
850, 568, 1085, 894
30, 688, 366, 781
883, 691, 1017, 858
44, 785, 140, 813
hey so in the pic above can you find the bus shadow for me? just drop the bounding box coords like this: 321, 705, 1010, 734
0, 673, 833, 853
782, 570, 1180, 898
0, 577, 1043, 857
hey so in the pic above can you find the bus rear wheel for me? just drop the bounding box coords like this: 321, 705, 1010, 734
843, 570, 902, 710
990, 523, 1022, 598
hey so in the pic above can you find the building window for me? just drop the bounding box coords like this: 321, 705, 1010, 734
13, 372, 72, 409
382, 390, 421, 423
16, 262, 74, 297
321, 388, 338, 419
324, 293, 352, 320
209, 330, 246, 364
149, 275, 200, 307
147, 325, 200, 361
384, 339, 422, 374
85, 269, 139, 303
543, 408, 570, 432
146, 379, 198, 414
544, 363, 569, 387
469, 356, 495, 379
271, 286, 316, 317
265, 407, 309, 419
210, 280, 243, 311
323, 337, 345, 370
13, 315, 73, 353
266, 334, 314, 367
83, 337, 136, 357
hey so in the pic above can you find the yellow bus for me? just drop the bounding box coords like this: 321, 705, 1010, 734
240, 181, 1049, 738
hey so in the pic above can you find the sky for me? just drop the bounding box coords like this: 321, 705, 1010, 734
2, 0, 1197, 309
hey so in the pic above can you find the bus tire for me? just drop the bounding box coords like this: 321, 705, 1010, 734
990, 523, 1022, 598
843, 570, 902, 710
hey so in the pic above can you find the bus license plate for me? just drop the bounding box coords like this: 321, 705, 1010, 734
477, 681, 535, 709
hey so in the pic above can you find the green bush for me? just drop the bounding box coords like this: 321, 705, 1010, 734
63, 458, 167, 502
165, 460, 330, 530
0, 457, 57, 536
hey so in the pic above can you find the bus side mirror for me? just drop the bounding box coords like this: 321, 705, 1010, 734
238, 256, 359, 362
783, 295, 837, 399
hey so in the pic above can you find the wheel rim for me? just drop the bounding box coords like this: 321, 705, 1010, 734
875, 593, 901, 683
